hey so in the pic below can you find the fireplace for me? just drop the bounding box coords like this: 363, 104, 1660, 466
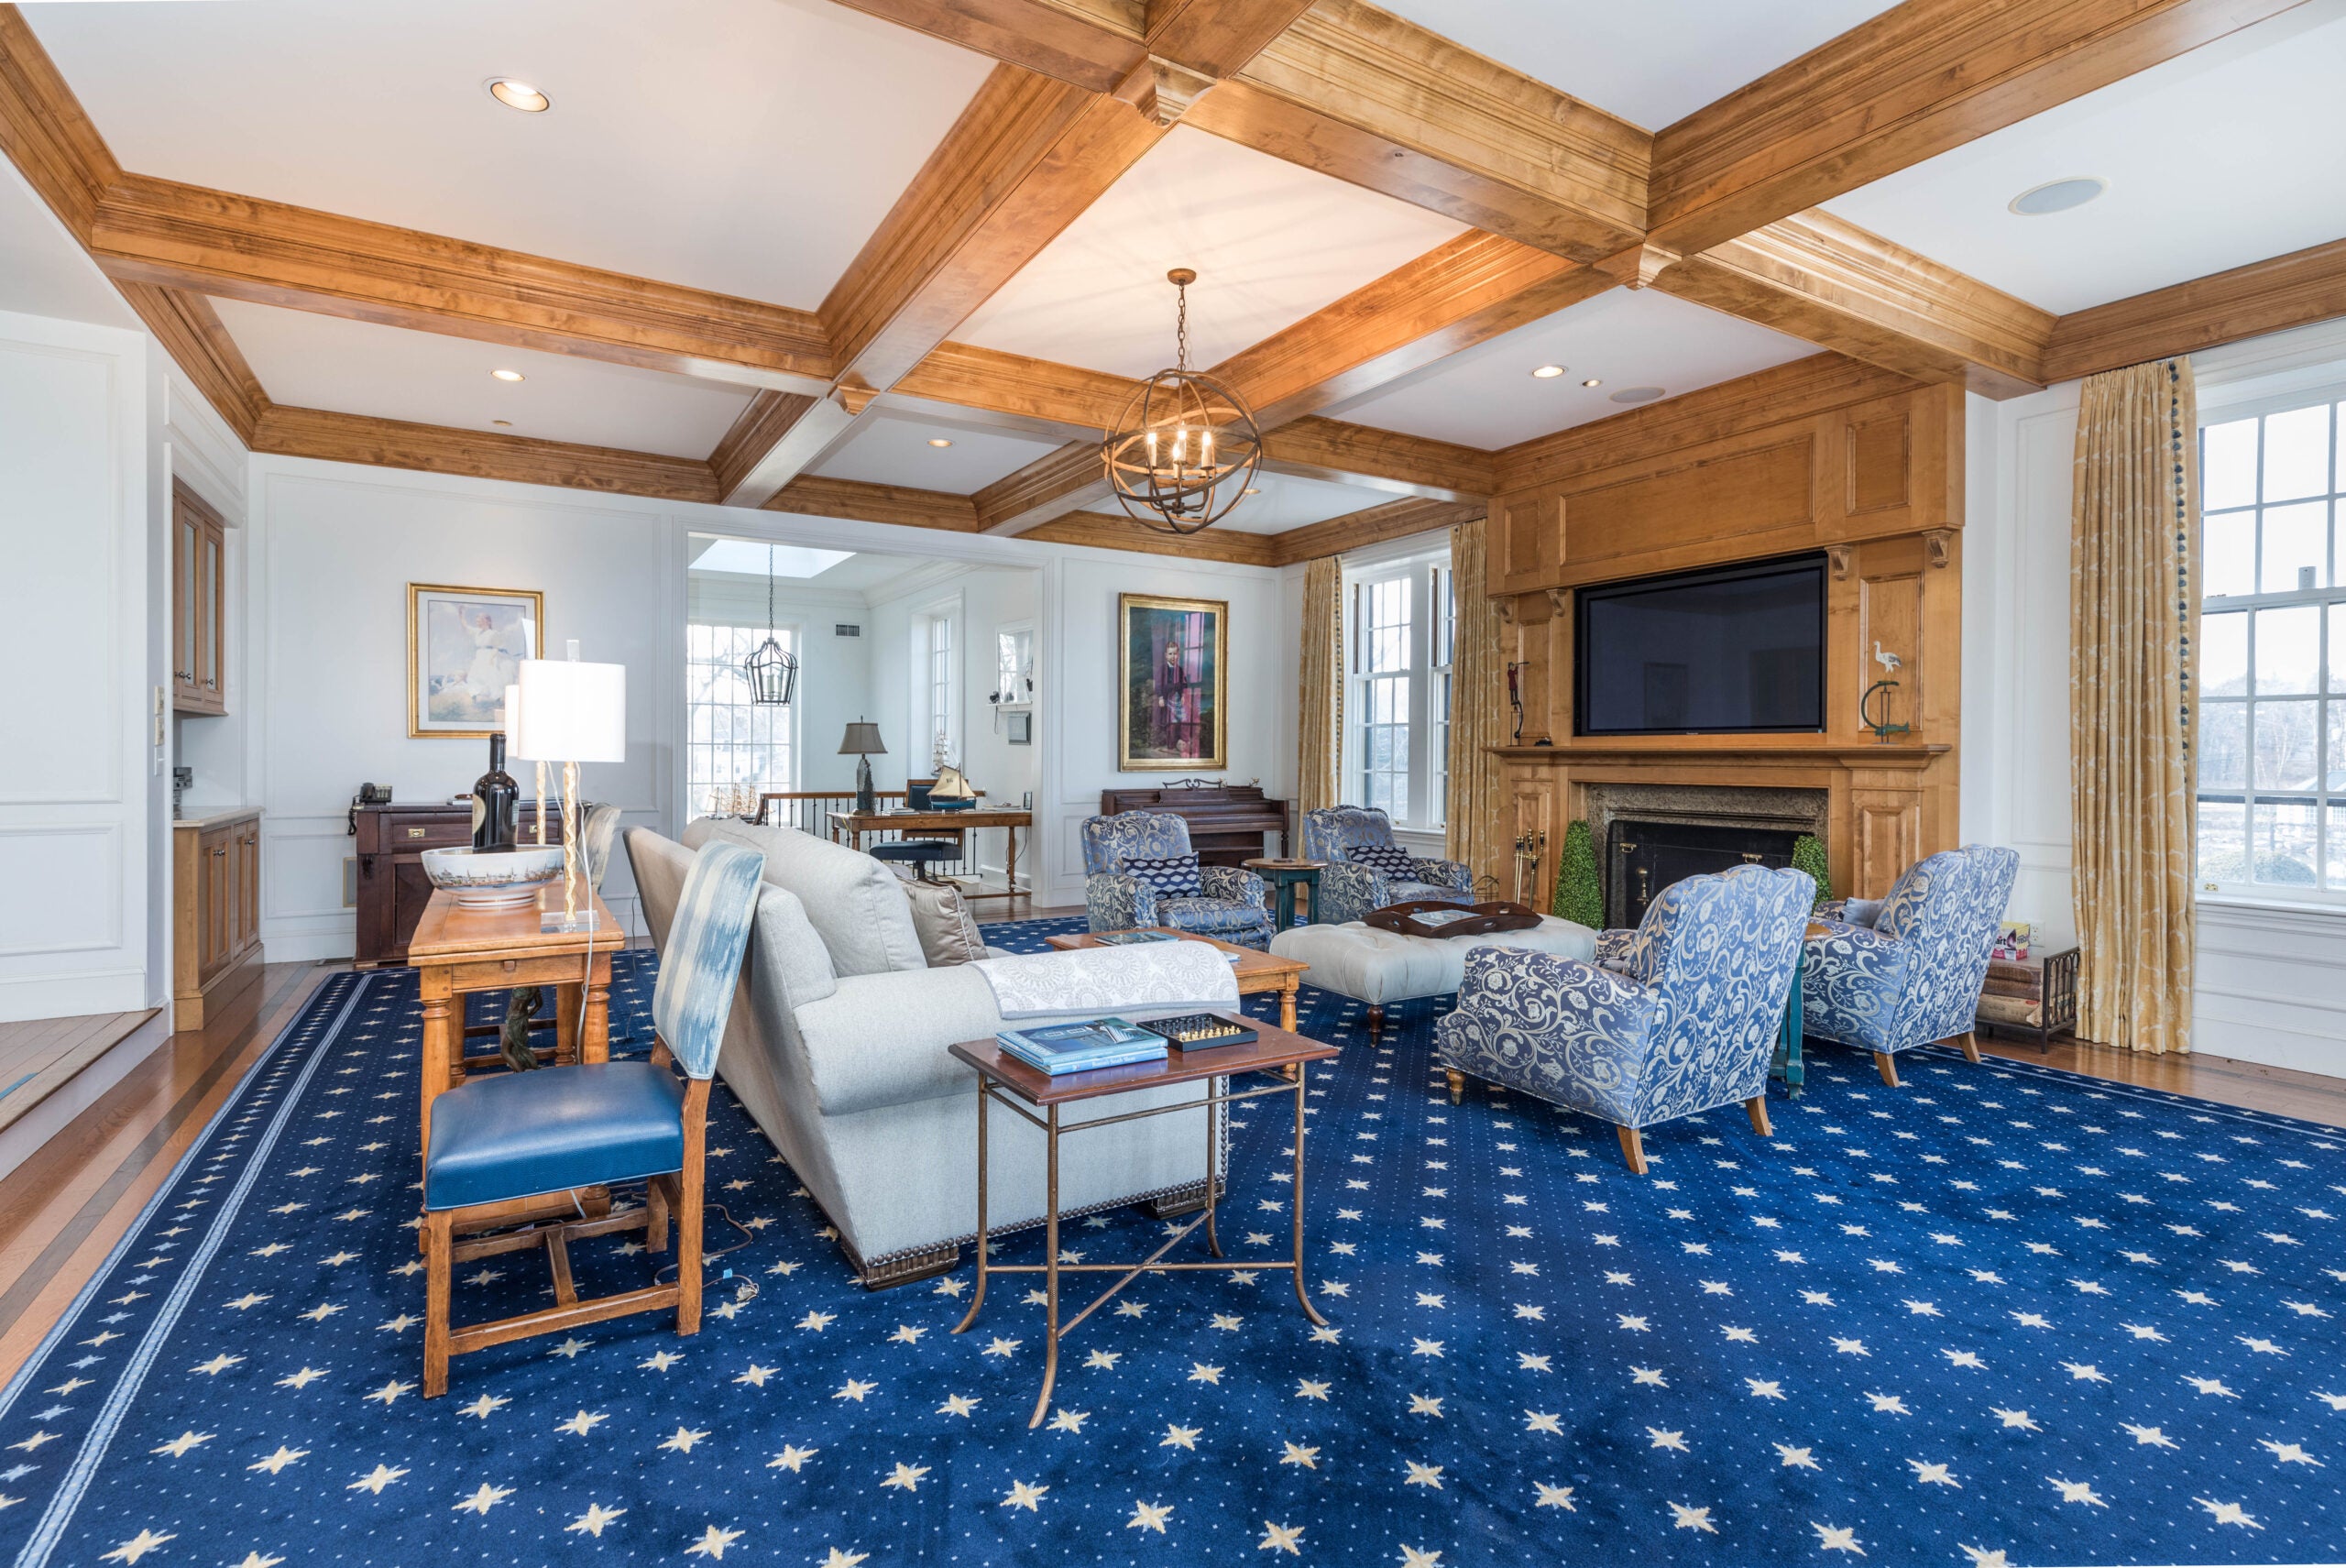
1582, 784, 1829, 927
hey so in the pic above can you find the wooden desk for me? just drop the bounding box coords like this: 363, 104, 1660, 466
1045, 928, 1307, 1033
407, 885, 618, 1173
828, 807, 1032, 901
948, 1017, 1340, 1426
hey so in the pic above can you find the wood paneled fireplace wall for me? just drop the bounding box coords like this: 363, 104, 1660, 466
1487, 355, 1964, 914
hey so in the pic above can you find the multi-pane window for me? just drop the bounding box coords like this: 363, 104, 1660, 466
2197, 393, 2346, 898
926, 612, 958, 769
1345, 554, 1453, 833
686, 623, 796, 816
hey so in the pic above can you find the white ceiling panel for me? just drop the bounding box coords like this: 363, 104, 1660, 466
809, 410, 1066, 494
1212, 469, 1390, 535
214, 299, 753, 457
1821, 5, 2346, 314
1366, 0, 1902, 129
24, 0, 992, 307
1325, 289, 1818, 451
956, 126, 1466, 379
0, 154, 137, 330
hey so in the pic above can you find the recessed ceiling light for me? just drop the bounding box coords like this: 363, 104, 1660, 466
487, 79, 550, 113
490, 419, 512, 427
2008, 176, 2106, 216
1581, 378, 1602, 388
926, 437, 953, 448
1243, 487, 1261, 496
490, 368, 524, 382
1529, 364, 1566, 379
1610, 386, 1666, 405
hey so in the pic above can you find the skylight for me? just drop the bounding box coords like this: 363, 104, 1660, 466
690, 537, 856, 579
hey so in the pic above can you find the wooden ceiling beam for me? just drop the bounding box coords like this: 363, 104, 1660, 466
1211, 231, 1612, 426
0, 5, 116, 238
2044, 235, 2346, 382
86, 175, 836, 391
1186, 0, 1649, 262
762, 474, 984, 532
1265, 495, 1480, 565
1648, 0, 2314, 258
252, 406, 723, 505
975, 441, 1114, 533
116, 284, 266, 445
1023, 509, 1284, 565
1258, 418, 1489, 500
1650, 211, 2055, 398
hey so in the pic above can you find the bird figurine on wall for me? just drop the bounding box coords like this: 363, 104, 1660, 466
1873, 641, 1902, 674
1861, 642, 1910, 740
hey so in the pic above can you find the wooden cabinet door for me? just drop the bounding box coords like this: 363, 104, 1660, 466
172, 507, 199, 704
198, 521, 225, 709
1493, 489, 1560, 594
196, 826, 231, 978
235, 826, 260, 955
171, 483, 227, 715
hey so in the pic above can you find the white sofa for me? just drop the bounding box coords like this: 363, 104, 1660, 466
627, 820, 1222, 1287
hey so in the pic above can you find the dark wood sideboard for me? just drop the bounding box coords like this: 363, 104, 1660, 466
352, 801, 564, 968
1099, 783, 1290, 867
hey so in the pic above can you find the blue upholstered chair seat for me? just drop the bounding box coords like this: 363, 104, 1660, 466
1299, 806, 1475, 927
1156, 894, 1268, 935
1382, 879, 1469, 905
425, 1061, 686, 1212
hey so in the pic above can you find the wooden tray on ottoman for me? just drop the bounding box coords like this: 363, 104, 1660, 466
1365, 900, 1542, 939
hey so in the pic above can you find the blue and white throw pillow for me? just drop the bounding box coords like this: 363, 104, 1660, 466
1344, 843, 1417, 880
1122, 852, 1203, 897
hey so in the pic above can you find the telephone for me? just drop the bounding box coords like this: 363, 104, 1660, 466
347, 782, 393, 835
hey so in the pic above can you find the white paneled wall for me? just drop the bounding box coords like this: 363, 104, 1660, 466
0, 312, 154, 1020
1963, 317, 2346, 1075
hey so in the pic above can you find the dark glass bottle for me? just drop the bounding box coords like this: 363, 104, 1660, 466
472, 732, 520, 850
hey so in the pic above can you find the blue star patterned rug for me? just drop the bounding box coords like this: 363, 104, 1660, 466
1, 917, 2341, 1568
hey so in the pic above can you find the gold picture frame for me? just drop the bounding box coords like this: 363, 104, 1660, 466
1117, 592, 1227, 771
407, 582, 543, 738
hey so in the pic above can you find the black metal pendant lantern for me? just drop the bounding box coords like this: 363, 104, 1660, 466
745, 543, 798, 707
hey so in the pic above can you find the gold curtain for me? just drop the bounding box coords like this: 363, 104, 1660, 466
1446, 516, 1507, 887
2069, 357, 2200, 1054
1296, 555, 1343, 817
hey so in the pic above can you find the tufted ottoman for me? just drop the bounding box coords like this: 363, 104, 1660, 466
1269, 916, 1598, 1041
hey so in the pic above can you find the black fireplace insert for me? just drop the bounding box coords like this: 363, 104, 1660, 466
1607, 817, 1804, 928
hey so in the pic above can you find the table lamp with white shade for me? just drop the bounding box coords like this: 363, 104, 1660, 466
510, 641, 627, 932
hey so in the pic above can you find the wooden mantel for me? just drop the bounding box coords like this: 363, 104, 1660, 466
1488, 356, 1964, 910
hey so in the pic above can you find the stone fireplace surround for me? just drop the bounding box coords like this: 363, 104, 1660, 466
1582, 784, 1828, 928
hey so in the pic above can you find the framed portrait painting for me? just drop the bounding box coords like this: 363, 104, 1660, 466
1117, 593, 1226, 771
408, 583, 542, 738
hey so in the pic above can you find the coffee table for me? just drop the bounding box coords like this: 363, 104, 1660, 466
1046, 927, 1307, 1033
948, 1018, 1340, 1426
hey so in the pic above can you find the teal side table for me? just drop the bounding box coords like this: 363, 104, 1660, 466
1771, 922, 1822, 1097
1244, 859, 1325, 932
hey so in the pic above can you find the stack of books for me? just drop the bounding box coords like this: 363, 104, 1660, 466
995, 1017, 1168, 1076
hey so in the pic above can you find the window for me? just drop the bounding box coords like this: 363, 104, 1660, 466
924, 609, 959, 769
686, 622, 796, 815
1344, 554, 1453, 833
2197, 391, 2346, 899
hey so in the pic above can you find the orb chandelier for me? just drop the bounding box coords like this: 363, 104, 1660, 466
744, 543, 798, 707
1102, 268, 1262, 535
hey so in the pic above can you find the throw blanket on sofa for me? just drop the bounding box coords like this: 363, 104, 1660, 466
973, 942, 1238, 1020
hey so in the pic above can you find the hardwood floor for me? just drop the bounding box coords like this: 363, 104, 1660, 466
974, 895, 1082, 924
0, 950, 2336, 1387
0, 960, 326, 1386
0, 1007, 158, 1139
1981, 1031, 2346, 1128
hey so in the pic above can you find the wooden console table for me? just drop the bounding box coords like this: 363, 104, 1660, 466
828, 806, 1031, 901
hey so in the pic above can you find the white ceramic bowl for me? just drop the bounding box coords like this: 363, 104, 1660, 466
421, 844, 565, 909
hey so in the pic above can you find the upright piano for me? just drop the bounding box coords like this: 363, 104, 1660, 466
1099, 781, 1291, 867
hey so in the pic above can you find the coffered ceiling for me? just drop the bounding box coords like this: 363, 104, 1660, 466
1822, 2, 2346, 313
5, 0, 2345, 565
955, 126, 1466, 378
213, 298, 757, 458
1365, 0, 1905, 129
22, 0, 992, 305
1327, 289, 1820, 451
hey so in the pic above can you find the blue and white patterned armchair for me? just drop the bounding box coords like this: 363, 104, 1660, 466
1301, 806, 1474, 927
1802, 844, 2021, 1086
1435, 863, 1814, 1173
1081, 811, 1273, 949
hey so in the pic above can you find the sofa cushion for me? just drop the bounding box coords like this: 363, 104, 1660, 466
424, 1061, 684, 1211
632, 828, 838, 1005
894, 869, 987, 967
685, 817, 926, 977
1122, 851, 1202, 897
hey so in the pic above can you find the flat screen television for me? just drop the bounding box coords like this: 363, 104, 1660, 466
1574, 553, 1826, 736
